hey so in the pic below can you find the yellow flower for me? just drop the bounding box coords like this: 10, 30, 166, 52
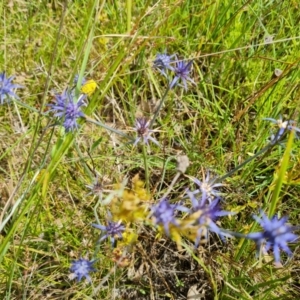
121, 230, 138, 246
110, 174, 150, 222
80, 79, 97, 96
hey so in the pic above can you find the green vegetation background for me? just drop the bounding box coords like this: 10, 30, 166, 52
0, 0, 299, 299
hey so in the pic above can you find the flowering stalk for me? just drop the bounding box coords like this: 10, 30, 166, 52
133, 118, 159, 146
149, 85, 170, 128
169, 59, 194, 91
186, 191, 233, 246
151, 54, 194, 128
92, 216, 125, 246
217, 141, 278, 183
142, 143, 150, 192
217, 118, 298, 183
161, 155, 190, 199
84, 115, 133, 140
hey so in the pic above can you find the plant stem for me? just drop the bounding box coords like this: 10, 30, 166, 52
217, 139, 280, 183
268, 131, 294, 217
142, 143, 150, 192
149, 86, 171, 129
84, 115, 133, 140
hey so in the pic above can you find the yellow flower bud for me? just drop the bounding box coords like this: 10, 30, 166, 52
80, 79, 97, 96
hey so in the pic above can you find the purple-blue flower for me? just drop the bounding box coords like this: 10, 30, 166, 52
153, 53, 175, 77
151, 198, 189, 236
264, 116, 300, 143
0, 72, 23, 104
92, 219, 125, 245
49, 90, 86, 132
70, 258, 96, 282
187, 191, 233, 246
245, 212, 298, 263
189, 171, 224, 203
170, 59, 194, 91
133, 117, 159, 146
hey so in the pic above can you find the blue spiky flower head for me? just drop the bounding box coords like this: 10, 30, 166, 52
0, 72, 23, 104
153, 53, 175, 77
49, 89, 86, 132
151, 198, 189, 236
133, 117, 159, 147
169, 59, 194, 91
246, 212, 298, 263
92, 215, 125, 246
187, 191, 233, 246
189, 171, 224, 203
70, 258, 96, 282
264, 116, 300, 143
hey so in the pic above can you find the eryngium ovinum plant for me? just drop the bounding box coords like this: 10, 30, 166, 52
1, 53, 299, 286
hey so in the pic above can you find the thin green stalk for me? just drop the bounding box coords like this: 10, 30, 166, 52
126, 0, 132, 33
84, 115, 133, 140
3, 1, 68, 219
158, 156, 175, 193
93, 194, 103, 225
23, 0, 67, 176
142, 143, 150, 192
161, 171, 181, 199
149, 86, 171, 129
217, 140, 278, 183
74, 142, 94, 179
75, 0, 102, 92
268, 130, 294, 217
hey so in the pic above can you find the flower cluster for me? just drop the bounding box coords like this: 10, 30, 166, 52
133, 117, 159, 147
153, 53, 194, 91
110, 174, 150, 222
189, 171, 224, 202
74, 74, 97, 96
69, 215, 126, 283
151, 198, 189, 236
264, 116, 300, 143
0, 72, 23, 104
153, 53, 175, 77
49, 89, 86, 132
245, 212, 298, 263
92, 216, 125, 246
70, 258, 96, 282
149, 171, 232, 247
5, 63, 299, 287
150, 169, 299, 264
187, 191, 233, 246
